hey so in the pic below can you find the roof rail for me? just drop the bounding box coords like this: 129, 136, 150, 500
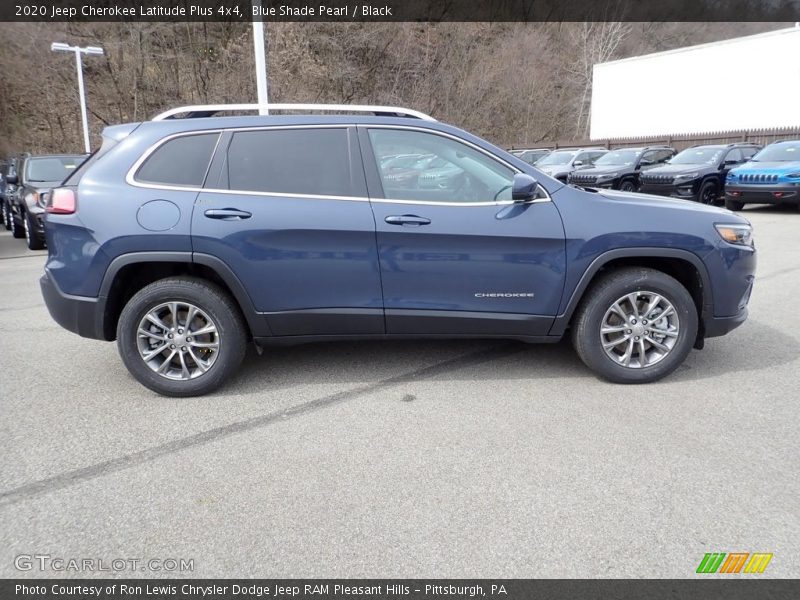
152, 103, 436, 122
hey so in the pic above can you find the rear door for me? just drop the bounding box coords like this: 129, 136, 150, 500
192, 126, 383, 336
359, 125, 566, 337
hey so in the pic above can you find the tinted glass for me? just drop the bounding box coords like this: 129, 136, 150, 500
227, 128, 352, 196
742, 147, 759, 159
724, 148, 743, 163
25, 156, 85, 183
136, 133, 219, 187
368, 128, 515, 203
537, 150, 577, 166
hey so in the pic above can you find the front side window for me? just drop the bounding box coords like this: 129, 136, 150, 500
368, 129, 515, 203
724, 148, 743, 163
669, 146, 724, 165
136, 132, 219, 187
595, 150, 640, 166
227, 128, 353, 196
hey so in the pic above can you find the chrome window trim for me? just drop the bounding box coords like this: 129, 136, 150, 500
126, 123, 551, 206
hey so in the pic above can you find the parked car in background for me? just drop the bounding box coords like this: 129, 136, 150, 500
535, 147, 607, 182
7, 154, 86, 249
416, 155, 465, 190
40, 104, 755, 396
510, 148, 551, 165
568, 146, 675, 192
638, 143, 760, 205
1, 156, 24, 231
724, 140, 800, 211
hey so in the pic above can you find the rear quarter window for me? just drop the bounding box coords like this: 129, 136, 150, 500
135, 132, 220, 187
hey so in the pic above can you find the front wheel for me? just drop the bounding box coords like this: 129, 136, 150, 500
619, 179, 637, 192
117, 277, 248, 397
725, 197, 744, 211
571, 268, 698, 384
698, 180, 719, 205
24, 211, 45, 250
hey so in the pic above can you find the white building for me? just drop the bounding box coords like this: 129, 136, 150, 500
590, 26, 800, 140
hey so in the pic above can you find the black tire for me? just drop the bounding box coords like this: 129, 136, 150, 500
1, 201, 11, 231
698, 179, 719, 205
24, 211, 45, 250
571, 267, 698, 384
619, 179, 637, 193
724, 197, 744, 211
117, 277, 248, 397
11, 208, 25, 239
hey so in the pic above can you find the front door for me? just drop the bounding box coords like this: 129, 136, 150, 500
359, 126, 566, 337
192, 126, 383, 336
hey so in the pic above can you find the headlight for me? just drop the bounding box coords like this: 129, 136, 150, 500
597, 172, 618, 180
715, 224, 753, 247
674, 172, 699, 181
787, 173, 800, 178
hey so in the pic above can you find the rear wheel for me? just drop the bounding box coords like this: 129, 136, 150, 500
117, 277, 247, 397
698, 180, 719, 205
724, 197, 744, 211
571, 268, 698, 384
24, 211, 45, 250
1, 201, 11, 230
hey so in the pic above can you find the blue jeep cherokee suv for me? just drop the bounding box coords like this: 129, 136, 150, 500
40, 104, 756, 396
725, 140, 800, 211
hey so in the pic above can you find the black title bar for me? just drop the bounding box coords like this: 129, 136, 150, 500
1, 0, 800, 22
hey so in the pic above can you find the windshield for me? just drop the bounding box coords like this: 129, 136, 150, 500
669, 147, 723, 165
594, 150, 640, 166
751, 141, 800, 162
25, 156, 84, 183
537, 150, 577, 166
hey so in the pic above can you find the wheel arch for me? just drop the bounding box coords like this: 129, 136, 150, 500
99, 252, 265, 341
549, 248, 712, 338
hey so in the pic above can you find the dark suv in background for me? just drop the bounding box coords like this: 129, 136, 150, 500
639, 143, 760, 205
40, 104, 755, 397
7, 154, 86, 249
568, 146, 675, 192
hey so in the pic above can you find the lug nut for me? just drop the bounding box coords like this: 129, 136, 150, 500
186, 337, 192, 342
635, 336, 640, 341
178, 329, 183, 334
170, 344, 176, 349
168, 333, 173, 339
181, 346, 187, 352
626, 329, 632, 334
631, 319, 637, 324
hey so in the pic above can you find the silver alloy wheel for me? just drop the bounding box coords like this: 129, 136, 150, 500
600, 291, 680, 369
23, 214, 30, 243
136, 301, 220, 380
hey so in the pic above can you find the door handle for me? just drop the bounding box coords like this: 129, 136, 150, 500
204, 208, 252, 220
384, 214, 431, 226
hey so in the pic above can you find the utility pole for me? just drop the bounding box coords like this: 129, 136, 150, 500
252, 0, 269, 115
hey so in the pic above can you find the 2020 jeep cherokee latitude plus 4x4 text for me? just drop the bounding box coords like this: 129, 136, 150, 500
40, 104, 756, 397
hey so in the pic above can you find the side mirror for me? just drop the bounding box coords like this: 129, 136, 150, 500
573, 160, 583, 167
723, 159, 738, 167
512, 173, 539, 202
6, 173, 18, 185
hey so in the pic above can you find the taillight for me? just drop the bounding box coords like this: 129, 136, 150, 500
47, 188, 76, 214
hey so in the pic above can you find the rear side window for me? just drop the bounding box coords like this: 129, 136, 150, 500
136, 132, 219, 187
226, 128, 352, 196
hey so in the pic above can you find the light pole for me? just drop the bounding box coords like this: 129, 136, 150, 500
51, 42, 104, 154
252, 0, 269, 115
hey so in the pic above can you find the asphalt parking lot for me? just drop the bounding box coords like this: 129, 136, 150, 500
0, 205, 798, 579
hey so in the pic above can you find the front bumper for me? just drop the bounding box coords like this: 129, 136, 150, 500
704, 307, 749, 338
725, 184, 800, 205
40, 270, 109, 341
639, 181, 700, 201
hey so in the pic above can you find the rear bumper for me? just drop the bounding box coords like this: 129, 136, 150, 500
40, 270, 109, 341
725, 185, 800, 204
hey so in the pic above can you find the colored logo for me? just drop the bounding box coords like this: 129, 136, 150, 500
696, 552, 773, 574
